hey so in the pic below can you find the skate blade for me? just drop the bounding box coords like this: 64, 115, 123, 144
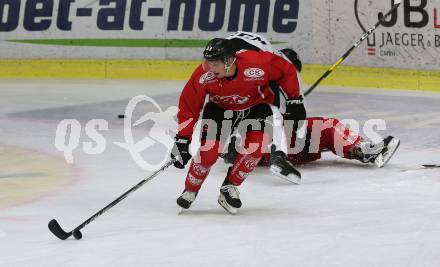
375, 138, 400, 168
178, 207, 186, 214
217, 194, 237, 215
178, 205, 191, 214
270, 166, 301, 185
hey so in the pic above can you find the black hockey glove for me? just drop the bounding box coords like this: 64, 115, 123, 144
171, 136, 192, 169
285, 95, 306, 122
284, 95, 307, 151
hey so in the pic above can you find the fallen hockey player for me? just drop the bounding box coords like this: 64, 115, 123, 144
220, 31, 399, 183
224, 116, 401, 184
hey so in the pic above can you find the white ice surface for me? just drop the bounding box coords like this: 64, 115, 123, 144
0, 80, 439, 267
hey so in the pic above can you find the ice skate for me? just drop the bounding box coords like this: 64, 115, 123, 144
218, 180, 241, 215
350, 136, 400, 168
372, 136, 400, 168
270, 150, 301, 184
176, 190, 198, 212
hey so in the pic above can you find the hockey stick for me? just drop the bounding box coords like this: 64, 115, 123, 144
397, 164, 440, 172
303, 0, 401, 96
48, 158, 176, 240
422, 164, 440, 168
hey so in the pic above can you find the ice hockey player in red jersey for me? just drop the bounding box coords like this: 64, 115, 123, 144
256, 116, 400, 172
221, 31, 306, 184
220, 32, 400, 180
170, 38, 302, 214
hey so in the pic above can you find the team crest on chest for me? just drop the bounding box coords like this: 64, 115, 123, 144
244, 68, 265, 80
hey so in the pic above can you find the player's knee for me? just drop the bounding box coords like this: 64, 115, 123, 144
198, 151, 219, 167
244, 131, 270, 156
198, 140, 221, 166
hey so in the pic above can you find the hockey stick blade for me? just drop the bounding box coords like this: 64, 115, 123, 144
422, 165, 440, 168
48, 219, 72, 240
399, 164, 440, 172
47, 158, 175, 241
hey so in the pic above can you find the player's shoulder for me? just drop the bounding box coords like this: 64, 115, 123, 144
236, 50, 275, 64
191, 64, 204, 76
190, 65, 217, 85
237, 49, 274, 58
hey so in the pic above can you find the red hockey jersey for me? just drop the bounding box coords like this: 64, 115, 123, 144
177, 50, 300, 139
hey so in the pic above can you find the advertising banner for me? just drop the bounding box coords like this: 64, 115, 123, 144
0, 0, 439, 70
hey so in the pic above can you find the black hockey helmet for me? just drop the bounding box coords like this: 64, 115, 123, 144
280, 48, 302, 73
203, 38, 234, 62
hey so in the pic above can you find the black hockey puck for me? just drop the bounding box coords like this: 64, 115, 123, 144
118, 114, 125, 119
73, 230, 82, 240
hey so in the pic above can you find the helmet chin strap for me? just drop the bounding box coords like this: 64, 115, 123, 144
224, 57, 236, 76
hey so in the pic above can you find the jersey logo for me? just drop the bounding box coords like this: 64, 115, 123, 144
199, 72, 216, 84
244, 68, 265, 79
244, 156, 259, 169
192, 162, 209, 176
210, 95, 250, 105
187, 174, 203, 186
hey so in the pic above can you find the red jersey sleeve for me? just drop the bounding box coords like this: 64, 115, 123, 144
266, 52, 301, 98
177, 65, 207, 139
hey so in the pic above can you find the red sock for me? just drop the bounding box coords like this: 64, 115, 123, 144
227, 131, 269, 186
184, 139, 221, 192
184, 160, 211, 192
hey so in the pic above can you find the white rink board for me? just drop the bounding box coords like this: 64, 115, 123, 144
0, 0, 439, 70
